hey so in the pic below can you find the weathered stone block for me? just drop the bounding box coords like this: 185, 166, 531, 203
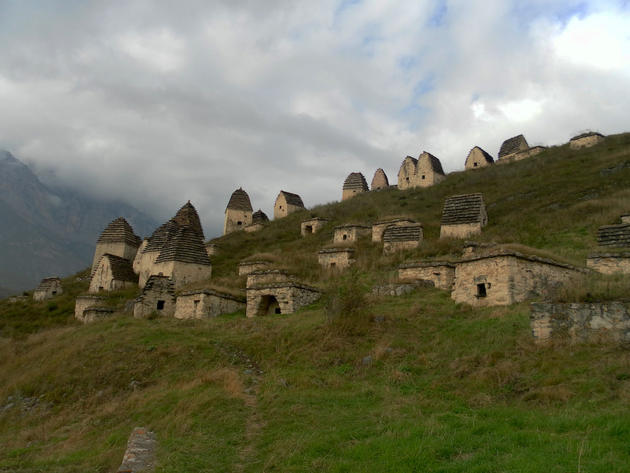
175, 289, 246, 319
333, 225, 370, 244
318, 248, 355, 271
586, 253, 630, 274
398, 262, 455, 291
238, 261, 271, 276
301, 217, 328, 236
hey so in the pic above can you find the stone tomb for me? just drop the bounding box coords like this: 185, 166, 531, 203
89, 253, 137, 293
174, 289, 246, 319
224, 188, 253, 235
569, 132, 605, 150
370, 168, 389, 190
440, 193, 487, 239
318, 247, 356, 271
465, 146, 494, 170
397, 151, 445, 190
451, 251, 579, 307
238, 260, 272, 276
342, 172, 369, 201
382, 223, 423, 254
398, 261, 455, 291
530, 302, 630, 345
597, 223, 630, 248
74, 295, 107, 323
301, 217, 328, 236
246, 270, 320, 317
91, 217, 141, 275
497, 134, 546, 163
371, 218, 416, 243
244, 209, 269, 233
274, 190, 305, 219
333, 224, 371, 244
33, 277, 63, 301
586, 252, 630, 275
133, 275, 176, 318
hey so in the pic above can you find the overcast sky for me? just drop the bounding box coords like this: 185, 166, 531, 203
1, 0, 629, 238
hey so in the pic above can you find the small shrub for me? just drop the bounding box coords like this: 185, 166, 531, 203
325, 270, 371, 335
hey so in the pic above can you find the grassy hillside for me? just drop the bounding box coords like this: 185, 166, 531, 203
1, 134, 629, 472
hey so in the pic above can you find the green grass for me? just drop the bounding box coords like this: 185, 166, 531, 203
1, 134, 630, 471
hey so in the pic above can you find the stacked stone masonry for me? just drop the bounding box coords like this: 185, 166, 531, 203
342, 172, 369, 200
318, 248, 356, 270
371, 168, 389, 190
247, 270, 291, 288
398, 262, 455, 291
224, 188, 253, 235
91, 217, 141, 275
397, 152, 445, 190
382, 224, 424, 254
133, 275, 176, 318
597, 224, 630, 247
274, 191, 305, 219
175, 289, 246, 319
465, 146, 494, 170
74, 295, 106, 322
33, 277, 63, 301
301, 217, 328, 236
451, 252, 579, 306
238, 261, 271, 276
244, 209, 269, 233
246, 283, 321, 317
586, 253, 630, 274
622, 215, 630, 224
440, 193, 487, 239
89, 254, 137, 293
372, 218, 416, 243
498, 134, 529, 159
117, 427, 157, 473
530, 302, 630, 345
83, 307, 115, 323
569, 132, 605, 150
333, 225, 371, 244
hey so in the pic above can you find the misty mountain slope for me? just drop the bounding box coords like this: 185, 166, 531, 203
0, 150, 158, 294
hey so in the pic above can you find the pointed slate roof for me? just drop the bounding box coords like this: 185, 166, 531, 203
570, 131, 605, 141
597, 224, 630, 247
441, 193, 486, 225
252, 209, 269, 224
97, 217, 141, 247
172, 201, 204, 239
278, 191, 305, 208
35, 277, 61, 290
143, 219, 179, 253
371, 168, 389, 189
466, 146, 494, 165
226, 188, 253, 212
154, 226, 212, 265
99, 254, 137, 282
499, 135, 529, 158
418, 151, 445, 175
343, 172, 369, 191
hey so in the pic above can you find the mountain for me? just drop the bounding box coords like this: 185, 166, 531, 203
0, 150, 158, 294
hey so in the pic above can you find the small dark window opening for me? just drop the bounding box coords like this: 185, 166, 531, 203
405, 177, 410, 183
52, 291, 57, 295
98, 287, 103, 292
343, 234, 348, 240
477, 283, 487, 298
422, 174, 426, 180
275, 307, 282, 314
305, 225, 313, 233
330, 262, 337, 268
157, 300, 165, 310
237, 221, 242, 226
473, 162, 478, 167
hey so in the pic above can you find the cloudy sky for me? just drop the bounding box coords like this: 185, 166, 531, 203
1, 0, 629, 237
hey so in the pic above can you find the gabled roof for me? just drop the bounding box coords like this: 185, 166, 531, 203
597, 224, 630, 248
371, 168, 389, 189
418, 151, 445, 175
155, 226, 212, 266
466, 146, 494, 165
343, 172, 369, 191
498, 135, 529, 158
141, 275, 175, 297
35, 277, 61, 290
100, 254, 137, 282
278, 191, 305, 208
97, 217, 141, 247
441, 193, 486, 225
252, 209, 269, 224
383, 224, 423, 242
401, 155, 418, 166
570, 131, 605, 141
226, 188, 253, 212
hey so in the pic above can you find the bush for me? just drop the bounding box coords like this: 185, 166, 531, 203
325, 270, 371, 335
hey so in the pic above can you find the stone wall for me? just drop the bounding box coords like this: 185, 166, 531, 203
247, 270, 290, 287
246, 283, 321, 317
301, 218, 328, 236
397, 157, 417, 190
530, 302, 630, 345
33, 278, 63, 301
371, 219, 415, 243
133, 276, 175, 318
75, 295, 106, 322
224, 208, 252, 235
416, 153, 445, 188
333, 225, 370, 244
83, 307, 115, 323
174, 290, 246, 319
498, 146, 546, 163
205, 243, 218, 257
622, 215, 630, 224
586, 253, 630, 274
238, 261, 271, 276
451, 253, 578, 306
382, 224, 423, 255
117, 427, 157, 473
464, 147, 493, 170
440, 222, 483, 239
318, 248, 355, 270
244, 223, 264, 233
569, 134, 604, 150
92, 241, 138, 275
89, 257, 136, 293
150, 260, 212, 290
398, 262, 455, 291
135, 249, 160, 289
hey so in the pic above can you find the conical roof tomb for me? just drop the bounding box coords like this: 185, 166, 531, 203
342, 172, 369, 200
91, 217, 141, 274
173, 201, 204, 240
224, 188, 254, 235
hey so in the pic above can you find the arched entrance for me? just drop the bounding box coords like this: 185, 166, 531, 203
257, 295, 282, 315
